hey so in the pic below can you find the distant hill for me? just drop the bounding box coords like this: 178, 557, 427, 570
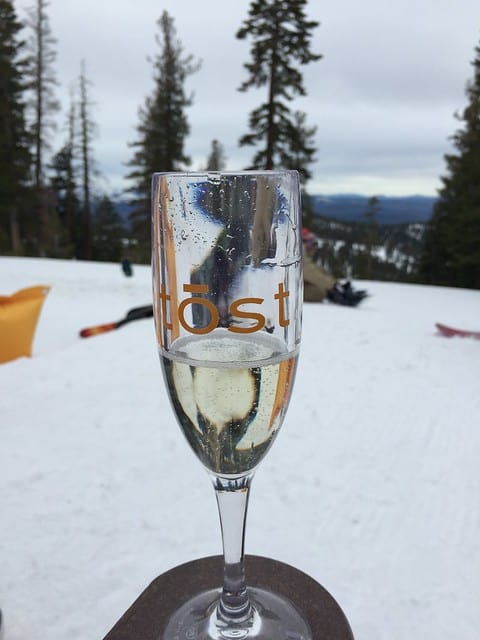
111, 194, 436, 227
311, 194, 436, 225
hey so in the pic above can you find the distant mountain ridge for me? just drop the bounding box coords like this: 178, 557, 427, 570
111, 194, 437, 226
311, 194, 436, 225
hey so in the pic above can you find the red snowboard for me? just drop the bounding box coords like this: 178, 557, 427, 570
436, 323, 480, 339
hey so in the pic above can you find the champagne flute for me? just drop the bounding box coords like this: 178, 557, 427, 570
152, 170, 308, 640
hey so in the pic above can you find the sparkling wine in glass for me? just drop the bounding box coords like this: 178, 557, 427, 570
152, 170, 308, 640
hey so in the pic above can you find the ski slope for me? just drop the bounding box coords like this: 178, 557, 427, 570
0, 256, 479, 640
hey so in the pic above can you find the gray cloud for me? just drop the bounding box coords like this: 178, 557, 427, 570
13, 0, 480, 196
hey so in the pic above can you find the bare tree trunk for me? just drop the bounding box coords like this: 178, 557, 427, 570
34, 0, 43, 188
265, 23, 280, 170
26, 0, 60, 254
9, 207, 22, 255
79, 62, 92, 260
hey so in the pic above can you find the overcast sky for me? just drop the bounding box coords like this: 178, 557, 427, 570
13, 0, 480, 196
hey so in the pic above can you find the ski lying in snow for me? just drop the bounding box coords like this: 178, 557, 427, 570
435, 323, 480, 339
79, 305, 153, 338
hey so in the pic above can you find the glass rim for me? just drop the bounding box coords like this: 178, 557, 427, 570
152, 169, 299, 178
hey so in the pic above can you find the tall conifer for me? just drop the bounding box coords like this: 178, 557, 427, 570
126, 11, 200, 260
205, 139, 227, 171
49, 92, 79, 257
0, 0, 32, 254
236, 0, 321, 183
92, 195, 125, 263
418, 41, 480, 289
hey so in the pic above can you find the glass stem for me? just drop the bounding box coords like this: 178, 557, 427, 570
213, 474, 254, 623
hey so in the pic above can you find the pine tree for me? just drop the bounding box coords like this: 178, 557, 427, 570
48, 144, 78, 257
364, 196, 380, 279
0, 0, 32, 254
205, 139, 227, 171
286, 110, 317, 182
92, 195, 126, 263
418, 41, 480, 289
236, 0, 321, 183
48, 92, 79, 257
126, 10, 200, 260
301, 188, 314, 229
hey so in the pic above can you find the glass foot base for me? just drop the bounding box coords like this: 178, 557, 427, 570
163, 587, 312, 640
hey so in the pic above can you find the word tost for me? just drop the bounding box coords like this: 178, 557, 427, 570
156, 283, 290, 335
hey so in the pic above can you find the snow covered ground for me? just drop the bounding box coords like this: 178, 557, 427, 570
1, 256, 479, 640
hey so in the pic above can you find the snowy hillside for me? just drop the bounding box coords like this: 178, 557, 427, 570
0, 257, 479, 640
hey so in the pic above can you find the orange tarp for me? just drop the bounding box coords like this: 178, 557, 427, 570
0, 286, 50, 364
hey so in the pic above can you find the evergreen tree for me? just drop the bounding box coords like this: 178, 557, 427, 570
48, 92, 79, 257
364, 195, 380, 279
126, 10, 200, 260
286, 110, 317, 181
92, 195, 125, 263
0, 0, 32, 254
205, 139, 227, 171
418, 41, 480, 289
236, 0, 321, 183
48, 144, 78, 257
301, 188, 314, 229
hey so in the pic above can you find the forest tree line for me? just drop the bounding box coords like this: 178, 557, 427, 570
1, 0, 479, 288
